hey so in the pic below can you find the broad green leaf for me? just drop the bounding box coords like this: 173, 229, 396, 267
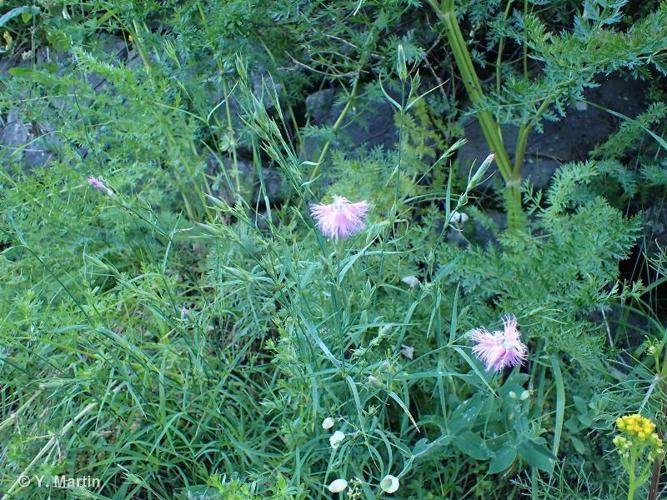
518, 439, 556, 473
411, 435, 453, 459
449, 394, 483, 434
488, 446, 517, 474
453, 431, 493, 460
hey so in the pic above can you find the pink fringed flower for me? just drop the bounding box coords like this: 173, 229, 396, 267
310, 196, 369, 240
87, 176, 114, 196
471, 315, 527, 372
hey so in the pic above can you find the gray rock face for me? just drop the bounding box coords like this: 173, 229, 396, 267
0, 36, 135, 171
471, 211, 508, 247
0, 109, 57, 170
458, 77, 649, 189
302, 88, 397, 160
207, 155, 286, 205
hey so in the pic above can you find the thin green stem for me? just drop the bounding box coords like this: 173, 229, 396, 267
523, 0, 529, 80
306, 29, 376, 188
428, 0, 524, 228
628, 446, 638, 500
513, 97, 553, 175
395, 81, 406, 207
496, 1, 514, 95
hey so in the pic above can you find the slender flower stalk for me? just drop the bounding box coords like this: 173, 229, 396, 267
471, 315, 527, 372
310, 196, 369, 240
614, 414, 664, 500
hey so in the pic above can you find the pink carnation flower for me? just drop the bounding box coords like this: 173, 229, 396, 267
87, 176, 114, 196
471, 315, 527, 372
310, 196, 369, 240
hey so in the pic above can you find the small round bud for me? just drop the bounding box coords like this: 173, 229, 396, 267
328, 478, 348, 493
329, 430, 345, 449
322, 417, 335, 430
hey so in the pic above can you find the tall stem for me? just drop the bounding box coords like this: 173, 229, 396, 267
428, 0, 524, 229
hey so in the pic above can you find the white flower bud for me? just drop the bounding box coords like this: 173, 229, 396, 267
450, 211, 469, 225
328, 478, 348, 493
322, 417, 335, 430
380, 474, 400, 494
520, 390, 530, 401
400, 344, 414, 360
401, 275, 420, 288
329, 430, 345, 449
397, 44, 407, 82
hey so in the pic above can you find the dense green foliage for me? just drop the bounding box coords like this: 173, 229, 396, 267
1, 0, 667, 498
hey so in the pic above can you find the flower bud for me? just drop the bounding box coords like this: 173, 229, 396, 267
401, 275, 420, 288
328, 479, 348, 493
329, 430, 345, 449
397, 44, 407, 82
322, 417, 335, 430
380, 474, 400, 494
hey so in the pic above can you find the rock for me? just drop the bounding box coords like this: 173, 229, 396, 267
86, 35, 131, 91
258, 167, 284, 202
207, 155, 286, 205
645, 204, 667, 255
250, 66, 284, 111
1, 109, 30, 148
0, 109, 57, 170
471, 211, 507, 247
458, 76, 649, 189
302, 88, 397, 160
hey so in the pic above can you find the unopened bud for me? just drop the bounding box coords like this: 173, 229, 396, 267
397, 44, 407, 82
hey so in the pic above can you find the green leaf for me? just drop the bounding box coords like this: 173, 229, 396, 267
0, 6, 40, 28
453, 431, 494, 460
388, 390, 419, 431
488, 446, 517, 474
411, 435, 453, 459
550, 354, 565, 458
518, 439, 556, 473
8, 64, 58, 77
453, 347, 497, 396
449, 394, 483, 434
570, 436, 586, 455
